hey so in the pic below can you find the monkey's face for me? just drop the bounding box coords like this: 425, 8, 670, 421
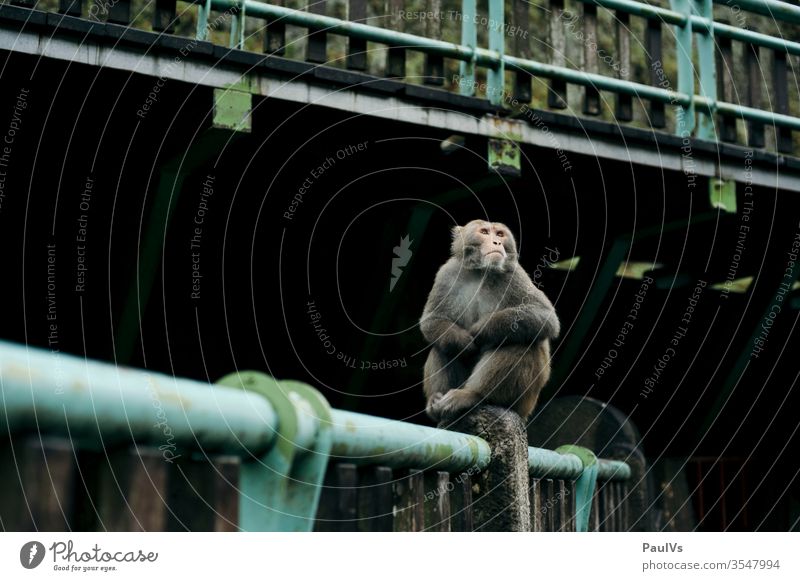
452, 220, 518, 271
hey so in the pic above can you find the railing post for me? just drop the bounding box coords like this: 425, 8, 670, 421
692, 0, 717, 140
459, 0, 477, 96
196, 0, 212, 41
444, 406, 530, 531
216, 372, 333, 532
487, 0, 505, 105
669, 0, 696, 137
424, 0, 444, 85
229, 0, 246, 49
556, 445, 598, 532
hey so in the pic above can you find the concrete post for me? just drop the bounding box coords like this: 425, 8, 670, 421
442, 405, 531, 531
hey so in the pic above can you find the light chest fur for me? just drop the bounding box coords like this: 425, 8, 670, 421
449, 272, 508, 328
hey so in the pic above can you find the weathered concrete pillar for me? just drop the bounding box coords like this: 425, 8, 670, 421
442, 405, 531, 531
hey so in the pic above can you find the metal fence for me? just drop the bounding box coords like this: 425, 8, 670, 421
7, 0, 797, 153
0, 341, 631, 531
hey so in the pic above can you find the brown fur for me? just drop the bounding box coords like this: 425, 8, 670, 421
420, 220, 559, 421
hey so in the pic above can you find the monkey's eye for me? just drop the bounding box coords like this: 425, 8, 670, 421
479, 228, 489, 235
496, 231, 505, 237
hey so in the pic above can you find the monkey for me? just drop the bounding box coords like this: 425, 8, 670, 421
420, 219, 560, 422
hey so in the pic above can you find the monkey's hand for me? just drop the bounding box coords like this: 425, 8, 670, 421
469, 303, 559, 349
421, 317, 478, 358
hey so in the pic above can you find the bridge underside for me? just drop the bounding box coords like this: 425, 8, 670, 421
1, 7, 799, 530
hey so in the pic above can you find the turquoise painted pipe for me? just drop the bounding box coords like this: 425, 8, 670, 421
329, 410, 491, 472
0, 341, 629, 480
0, 340, 278, 455
597, 458, 632, 481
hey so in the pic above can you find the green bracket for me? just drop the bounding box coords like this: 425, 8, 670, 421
488, 138, 521, 177
709, 176, 737, 213
556, 445, 598, 532
487, 117, 522, 177
459, 0, 477, 96
669, 0, 696, 137
216, 371, 333, 532
213, 87, 252, 133
487, 0, 505, 106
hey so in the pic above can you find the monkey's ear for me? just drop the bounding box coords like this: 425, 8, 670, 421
451, 225, 462, 240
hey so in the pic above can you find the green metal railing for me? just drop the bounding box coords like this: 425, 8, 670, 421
0, 340, 630, 531
186, 0, 800, 138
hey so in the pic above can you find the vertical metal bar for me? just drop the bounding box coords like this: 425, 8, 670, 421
773, 49, 793, 153
565, 480, 576, 531
556, 446, 599, 533
265, 0, 286, 55
97, 448, 168, 531
621, 483, 630, 530
196, 0, 212, 40
423, 471, 451, 531
487, 0, 505, 104
229, 0, 246, 49
716, 25, 737, 142
592, 490, 601, 531
557, 479, 568, 531
213, 457, 240, 532
530, 478, 543, 531
616, 11, 633, 121
692, 0, 716, 140
334, 463, 359, 531
357, 466, 394, 532
450, 473, 474, 531
582, 3, 600, 115
670, 0, 696, 137
544, 479, 556, 531
393, 469, 425, 531
548, 0, 568, 109
459, 0, 478, 96
512, 0, 532, 103
424, 0, 444, 85
646, 18, 666, 128
746, 43, 764, 147
306, 0, 328, 63
347, 0, 368, 71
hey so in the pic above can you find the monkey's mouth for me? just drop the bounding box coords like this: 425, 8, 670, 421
486, 250, 506, 258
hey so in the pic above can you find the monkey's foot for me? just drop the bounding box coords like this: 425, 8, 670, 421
425, 393, 444, 421
429, 389, 480, 422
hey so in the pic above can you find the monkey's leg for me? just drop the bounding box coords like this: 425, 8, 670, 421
423, 349, 473, 421
434, 344, 551, 420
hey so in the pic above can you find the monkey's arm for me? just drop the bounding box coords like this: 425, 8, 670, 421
470, 289, 560, 349
420, 261, 477, 356
420, 315, 476, 356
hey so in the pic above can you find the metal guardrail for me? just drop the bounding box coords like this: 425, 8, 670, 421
187, 0, 800, 138
0, 340, 630, 531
